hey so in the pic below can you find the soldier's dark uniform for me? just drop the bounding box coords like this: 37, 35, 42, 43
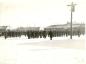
48, 31, 53, 40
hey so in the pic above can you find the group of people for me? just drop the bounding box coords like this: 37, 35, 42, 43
26, 30, 54, 40
2, 30, 84, 40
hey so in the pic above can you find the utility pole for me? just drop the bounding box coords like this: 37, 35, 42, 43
67, 2, 76, 39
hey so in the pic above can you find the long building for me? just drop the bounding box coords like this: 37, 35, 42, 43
44, 23, 85, 34
15, 27, 40, 32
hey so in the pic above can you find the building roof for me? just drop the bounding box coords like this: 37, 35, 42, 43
46, 23, 85, 29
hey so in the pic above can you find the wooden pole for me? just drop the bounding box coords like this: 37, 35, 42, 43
70, 7, 72, 39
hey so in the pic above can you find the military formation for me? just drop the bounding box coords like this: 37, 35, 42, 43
1, 29, 84, 40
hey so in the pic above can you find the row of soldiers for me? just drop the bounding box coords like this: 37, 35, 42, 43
2, 30, 84, 40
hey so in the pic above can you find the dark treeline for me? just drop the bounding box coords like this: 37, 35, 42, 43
1, 29, 85, 40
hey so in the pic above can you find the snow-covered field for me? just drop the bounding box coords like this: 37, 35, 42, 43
0, 35, 86, 64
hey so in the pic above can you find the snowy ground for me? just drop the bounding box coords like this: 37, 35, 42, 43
0, 35, 86, 64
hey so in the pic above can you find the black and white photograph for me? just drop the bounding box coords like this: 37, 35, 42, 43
0, 0, 86, 64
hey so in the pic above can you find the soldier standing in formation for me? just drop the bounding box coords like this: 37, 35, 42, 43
48, 31, 53, 40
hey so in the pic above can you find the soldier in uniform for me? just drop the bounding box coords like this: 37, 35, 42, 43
43, 30, 47, 38
27, 31, 30, 39
48, 31, 53, 40
4, 31, 7, 39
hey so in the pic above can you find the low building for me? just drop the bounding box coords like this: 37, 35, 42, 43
0, 26, 8, 35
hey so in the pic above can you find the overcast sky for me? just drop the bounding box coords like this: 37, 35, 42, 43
0, 0, 86, 28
